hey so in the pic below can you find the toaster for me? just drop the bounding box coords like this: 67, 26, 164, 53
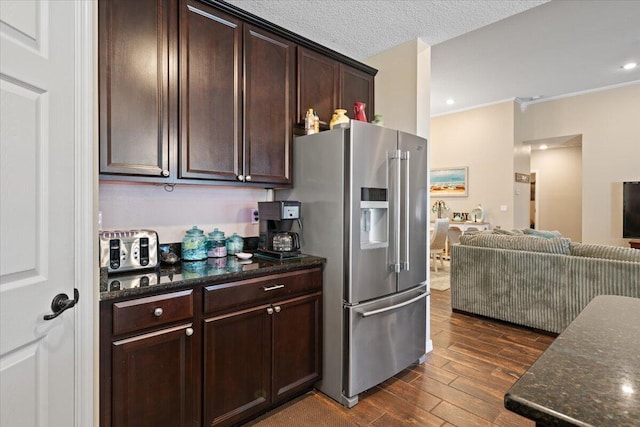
99, 229, 159, 273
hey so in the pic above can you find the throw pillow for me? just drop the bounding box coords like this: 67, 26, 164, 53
523, 228, 563, 238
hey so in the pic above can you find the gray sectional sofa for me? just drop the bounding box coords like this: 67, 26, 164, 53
450, 232, 640, 333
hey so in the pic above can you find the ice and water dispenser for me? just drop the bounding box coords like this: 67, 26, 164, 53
360, 188, 388, 249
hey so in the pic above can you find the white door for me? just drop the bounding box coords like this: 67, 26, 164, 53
1, 1, 81, 426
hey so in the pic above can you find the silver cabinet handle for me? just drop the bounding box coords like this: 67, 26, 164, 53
154, 307, 163, 317
274, 306, 281, 313
237, 174, 244, 181
245, 175, 252, 181
262, 284, 285, 292
161, 170, 169, 177
267, 307, 274, 315
185, 327, 193, 336
360, 291, 428, 318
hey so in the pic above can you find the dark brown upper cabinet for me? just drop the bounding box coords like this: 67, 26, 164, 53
243, 25, 296, 186
297, 46, 374, 126
99, 0, 175, 180
99, 0, 373, 188
171, 0, 296, 186
178, 1, 243, 182
340, 63, 375, 122
297, 47, 340, 126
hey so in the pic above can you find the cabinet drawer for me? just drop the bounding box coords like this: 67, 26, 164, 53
204, 267, 322, 314
113, 290, 193, 335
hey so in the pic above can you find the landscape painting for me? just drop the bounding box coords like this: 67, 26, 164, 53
430, 167, 468, 197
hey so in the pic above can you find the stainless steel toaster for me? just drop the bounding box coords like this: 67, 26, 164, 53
99, 229, 159, 273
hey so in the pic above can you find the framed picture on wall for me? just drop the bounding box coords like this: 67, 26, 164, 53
430, 167, 468, 197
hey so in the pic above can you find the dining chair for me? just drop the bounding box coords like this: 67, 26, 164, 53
448, 226, 463, 246
430, 218, 449, 272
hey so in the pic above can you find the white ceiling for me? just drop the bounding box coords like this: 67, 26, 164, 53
226, 0, 640, 116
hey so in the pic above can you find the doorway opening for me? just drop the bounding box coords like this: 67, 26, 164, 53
525, 134, 583, 241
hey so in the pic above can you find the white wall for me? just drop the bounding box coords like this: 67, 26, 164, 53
513, 103, 532, 229
520, 83, 640, 245
431, 102, 516, 230
99, 182, 265, 243
531, 146, 582, 241
365, 38, 430, 138
432, 83, 640, 245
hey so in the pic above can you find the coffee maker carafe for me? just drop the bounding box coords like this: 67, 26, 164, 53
257, 201, 302, 259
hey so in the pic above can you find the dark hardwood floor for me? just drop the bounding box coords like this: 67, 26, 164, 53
252, 288, 556, 426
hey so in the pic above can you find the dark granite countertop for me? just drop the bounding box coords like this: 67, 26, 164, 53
504, 295, 640, 426
100, 253, 325, 301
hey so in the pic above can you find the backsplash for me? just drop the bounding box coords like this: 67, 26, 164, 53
99, 182, 268, 244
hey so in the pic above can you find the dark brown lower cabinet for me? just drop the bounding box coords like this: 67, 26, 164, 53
203, 292, 322, 427
101, 267, 322, 427
203, 305, 271, 426
112, 324, 196, 427
272, 293, 322, 402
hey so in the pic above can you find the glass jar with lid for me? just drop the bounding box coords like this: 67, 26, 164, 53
207, 228, 227, 258
181, 226, 208, 261
226, 232, 244, 256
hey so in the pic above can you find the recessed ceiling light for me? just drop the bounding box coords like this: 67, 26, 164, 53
446, 98, 455, 105
622, 62, 637, 70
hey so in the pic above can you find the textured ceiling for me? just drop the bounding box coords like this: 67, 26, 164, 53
226, 0, 548, 60
225, 0, 640, 116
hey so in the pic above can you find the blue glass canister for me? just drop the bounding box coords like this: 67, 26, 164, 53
181, 226, 208, 261
226, 232, 244, 256
207, 228, 227, 258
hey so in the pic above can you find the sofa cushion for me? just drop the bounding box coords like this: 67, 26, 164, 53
569, 242, 640, 262
460, 234, 571, 254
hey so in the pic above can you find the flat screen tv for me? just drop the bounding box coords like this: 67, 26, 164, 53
623, 181, 640, 238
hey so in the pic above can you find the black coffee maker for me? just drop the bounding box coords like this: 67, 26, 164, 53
257, 201, 302, 259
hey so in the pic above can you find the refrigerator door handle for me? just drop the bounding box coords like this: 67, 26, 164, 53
401, 151, 410, 271
389, 150, 402, 273
360, 291, 429, 318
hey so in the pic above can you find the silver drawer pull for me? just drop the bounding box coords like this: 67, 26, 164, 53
262, 284, 285, 292
153, 307, 163, 317
185, 327, 193, 336
267, 307, 274, 315
274, 306, 281, 313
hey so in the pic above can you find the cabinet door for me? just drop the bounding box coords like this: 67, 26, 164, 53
203, 305, 271, 426
179, 0, 243, 181
340, 63, 375, 121
112, 324, 195, 427
99, 0, 173, 179
297, 47, 339, 125
244, 25, 296, 186
272, 292, 322, 403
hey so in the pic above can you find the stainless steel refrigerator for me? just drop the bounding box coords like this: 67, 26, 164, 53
279, 120, 429, 407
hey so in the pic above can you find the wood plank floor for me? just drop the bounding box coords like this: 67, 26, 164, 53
255, 288, 556, 426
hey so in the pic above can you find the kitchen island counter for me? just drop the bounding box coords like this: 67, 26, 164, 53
504, 294, 640, 426
100, 254, 325, 301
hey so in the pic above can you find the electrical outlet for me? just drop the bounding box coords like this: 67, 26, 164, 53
251, 208, 259, 224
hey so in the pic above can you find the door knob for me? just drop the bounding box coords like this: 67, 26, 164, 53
44, 288, 79, 320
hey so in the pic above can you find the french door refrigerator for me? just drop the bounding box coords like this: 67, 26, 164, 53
279, 120, 429, 407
